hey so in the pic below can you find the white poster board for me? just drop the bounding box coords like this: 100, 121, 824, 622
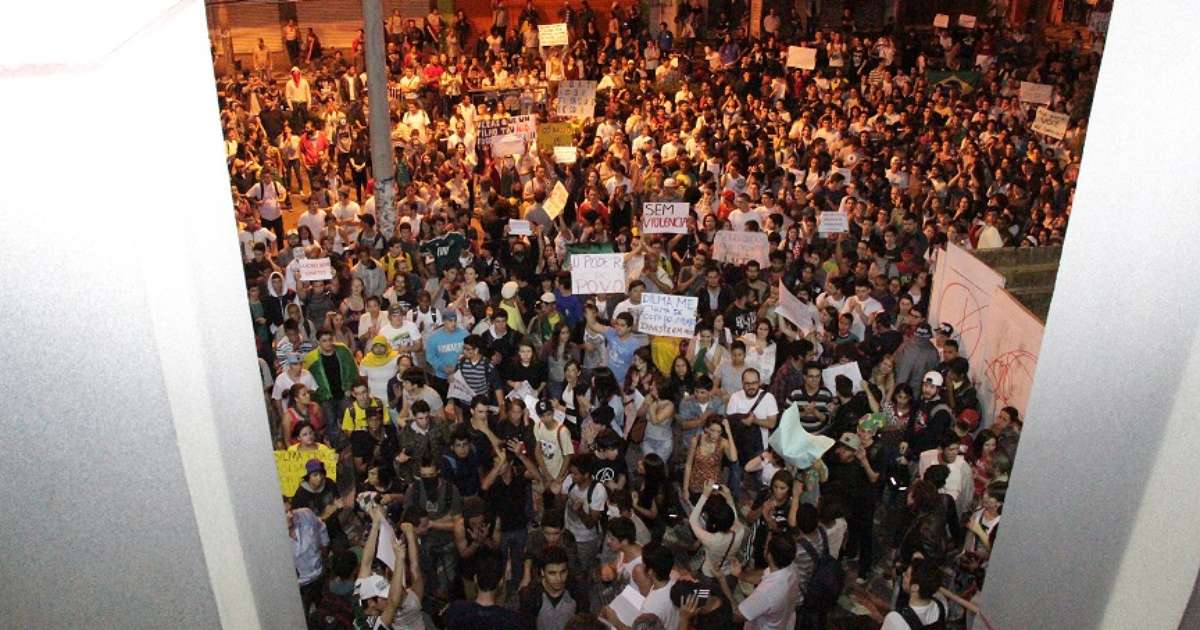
776, 281, 814, 334
556, 80, 597, 119
508, 219, 532, 236
638, 293, 698, 338
929, 243, 1006, 363
976, 287, 1044, 423
570, 253, 626, 294
544, 181, 568, 220
818, 212, 849, 234
375, 519, 398, 571
299, 257, 333, 281
476, 114, 538, 148
539, 23, 569, 47
713, 231, 769, 266
447, 371, 474, 403
1019, 81, 1054, 105
958, 13, 977, 28
490, 133, 526, 157
553, 146, 577, 164
786, 46, 817, 70
933, 13, 950, 28
1031, 107, 1069, 140
822, 361, 864, 394
641, 202, 690, 234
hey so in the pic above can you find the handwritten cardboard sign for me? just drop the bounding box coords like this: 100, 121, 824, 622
275, 448, 338, 497
556, 80, 597, 119
539, 23, 568, 47
713, 230, 769, 266
1019, 81, 1053, 105
299, 257, 333, 281
641, 202, 690, 234
638, 293, 698, 338
786, 46, 817, 70
570, 253, 626, 294
818, 212, 849, 235
1031, 107, 1069, 140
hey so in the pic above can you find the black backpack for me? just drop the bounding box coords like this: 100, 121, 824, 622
899, 599, 946, 629
797, 528, 846, 612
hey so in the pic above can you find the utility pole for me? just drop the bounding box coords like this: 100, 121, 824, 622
215, 4, 236, 77
361, 0, 397, 236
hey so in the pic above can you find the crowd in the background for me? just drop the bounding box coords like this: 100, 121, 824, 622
218, 2, 1103, 628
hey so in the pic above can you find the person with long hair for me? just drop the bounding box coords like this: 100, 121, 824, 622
283, 388, 325, 446
540, 322, 580, 400
683, 416, 738, 502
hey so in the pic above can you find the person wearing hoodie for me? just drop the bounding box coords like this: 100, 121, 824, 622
359, 335, 400, 402
893, 321, 941, 392
264, 271, 298, 332
304, 330, 359, 443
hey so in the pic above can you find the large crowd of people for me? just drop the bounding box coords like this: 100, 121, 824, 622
218, 2, 1103, 628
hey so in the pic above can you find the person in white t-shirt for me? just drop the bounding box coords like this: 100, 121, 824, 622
715, 533, 798, 630
238, 217, 277, 262
271, 352, 317, 417
377, 302, 423, 362
603, 541, 678, 630
725, 369, 779, 497
561, 454, 607, 580
872, 559, 947, 630
841, 279, 884, 341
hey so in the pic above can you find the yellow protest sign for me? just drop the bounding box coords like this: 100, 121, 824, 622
538, 122, 576, 152
275, 446, 338, 497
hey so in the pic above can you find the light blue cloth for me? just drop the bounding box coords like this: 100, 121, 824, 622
768, 405, 835, 469
290, 508, 328, 586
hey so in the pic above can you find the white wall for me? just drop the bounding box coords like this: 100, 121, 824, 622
978, 1, 1200, 628
0, 0, 305, 627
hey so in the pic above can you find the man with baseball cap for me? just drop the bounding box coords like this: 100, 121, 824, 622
525, 292, 563, 347
353, 507, 411, 629
534, 397, 574, 492
903, 370, 955, 459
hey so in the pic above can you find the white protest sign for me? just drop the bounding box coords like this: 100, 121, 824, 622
448, 371, 474, 403
508, 219, 532, 236
375, 519, 398, 570
822, 361, 864, 394
539, 23, 569, 47
975, 54, 993, 70
958, 13, 977, 28
786, 46, 817, 70
1031, 107, 1069, 140
570, 253, 626, 294
818, 212, 849, 235
1019, 81, 1053, 105
476, 114, 538, 148
638, 293, 698, 338
544, 181, 569, 220
299, 257, 333, 281
553, 146, 577, 164
933, 13, 950, 28
556, 80, 597, 119
776, 281, 813, 334
491, 133, 527, 158
713, 231, 769, 266
641, 202, 690, 234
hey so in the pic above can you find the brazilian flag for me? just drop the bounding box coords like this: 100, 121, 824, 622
926, 70, 981, 94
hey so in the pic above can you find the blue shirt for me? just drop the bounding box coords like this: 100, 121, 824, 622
554, 291, 585, 327
604, 329, 648, 384
290, 508, 328, 586
426, 326, 468, 378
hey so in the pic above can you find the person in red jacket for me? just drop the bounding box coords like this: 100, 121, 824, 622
299, 120, 329, 191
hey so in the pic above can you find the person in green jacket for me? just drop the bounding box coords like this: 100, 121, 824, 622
303, 330, 359, 445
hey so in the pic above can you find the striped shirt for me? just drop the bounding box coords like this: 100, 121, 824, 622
788, 386, 836, 434
456, 356, 499, 397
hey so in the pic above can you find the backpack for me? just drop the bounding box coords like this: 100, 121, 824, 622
899, 599, 946, 629
797, 528, 846, 612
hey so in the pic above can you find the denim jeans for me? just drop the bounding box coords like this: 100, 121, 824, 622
500, 528, 527, 591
